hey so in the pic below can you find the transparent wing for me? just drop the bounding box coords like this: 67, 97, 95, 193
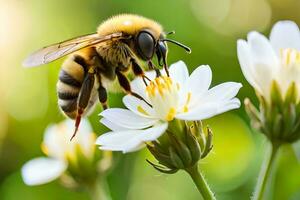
23, 32, 124, 67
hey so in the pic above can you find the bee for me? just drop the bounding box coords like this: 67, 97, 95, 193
23, 14, 191, 140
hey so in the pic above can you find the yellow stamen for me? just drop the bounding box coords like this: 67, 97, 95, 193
286, 48, 291, 65
182, 92, 192, 113
137, 105, 149, 115
165, 107, 176, 121
280, 48, 300, 67
297, 51, 300, 62
41, 143, 49, 156
186, 92, 191, 104
183, 106, 188, 113
146, 76, 175, 98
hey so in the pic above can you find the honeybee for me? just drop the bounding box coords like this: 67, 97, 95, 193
23, 14, 191, 140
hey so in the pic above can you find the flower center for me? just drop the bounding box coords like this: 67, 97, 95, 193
146, 76, 179, 121
280, 48, 300, 67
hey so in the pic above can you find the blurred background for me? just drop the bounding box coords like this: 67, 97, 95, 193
1, 0, 300, 199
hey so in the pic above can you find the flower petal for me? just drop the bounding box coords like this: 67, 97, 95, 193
21, 157, 67, 186
247, 31, 278, 67
176, 98, 240, 121
237, 39, 261, 91
130, 70, 157, 101
169, 60, 189, 87
202, 82, 242, 102
238, 32, 279, 95
96, 123, 168, 153
100, 118, 130, 132
122, 95, 155, 118
100, 108, 158, 129
187, 65, 212, 95
270, 20, 300, 53
216, 98, 241, 114
43, 119, 94, 159
176, 102, 219, 121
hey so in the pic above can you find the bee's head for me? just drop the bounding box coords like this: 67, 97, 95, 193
135, 30, 157, 61
134, 30, 191, 65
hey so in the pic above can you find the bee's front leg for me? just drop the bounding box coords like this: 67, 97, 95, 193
131, 58, 151, 86
148, 60, 161, 77
116, 68, 152, 107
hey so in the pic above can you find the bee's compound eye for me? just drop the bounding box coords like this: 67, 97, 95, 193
137, 31, 155, 60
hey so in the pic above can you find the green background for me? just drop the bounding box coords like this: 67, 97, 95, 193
0, 0, 300, 199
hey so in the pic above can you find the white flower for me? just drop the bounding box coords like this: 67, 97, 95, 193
237, 20, 300, 100
96, 61, 242, 153
21, 119, 95, 186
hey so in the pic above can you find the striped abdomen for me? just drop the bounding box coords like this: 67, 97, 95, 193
57, 54, 97, 119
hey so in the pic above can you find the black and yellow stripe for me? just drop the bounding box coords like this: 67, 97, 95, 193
57, 54, 87, 119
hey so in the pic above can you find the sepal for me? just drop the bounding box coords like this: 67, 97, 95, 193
246, 81, 300, 144
146, 119, 213, 173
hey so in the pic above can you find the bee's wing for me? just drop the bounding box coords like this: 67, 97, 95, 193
23, 32, 124, 67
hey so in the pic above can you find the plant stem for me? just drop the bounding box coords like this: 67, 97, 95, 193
88, 178, 111, 200
252, 141, 280, 200
185, 164, 216, 200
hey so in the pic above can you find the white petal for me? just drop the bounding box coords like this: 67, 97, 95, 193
21, 157, 67, 185
176, 102, 219, 121
238, 32, 279, 95
43, 123, 67, 159
43, 119, 94, 159
138, 122, 168, 141
64, 118, 95, 156
237, 39, 261, 91
100, 108, 158, 129
247, 31, 278, 67
270, 20, 300, 53
130, 70, 157, 101
176, 98, 240, 121
216, 98, 241, 114
169, 60, 189, 87
187, 65, 212, 95
96, 130, 141, 146
96, 123, 168, 153
100, 118, 129, 131
202, 82, 242, 102
122, 95, 155, 118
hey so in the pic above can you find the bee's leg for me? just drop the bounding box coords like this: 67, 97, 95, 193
71, 68, 95, 141
95, 73, 108, 110
162, 56, 170, 77
131, 58, 151, 86
148, 60, 161, 77
116, 69, 152, 107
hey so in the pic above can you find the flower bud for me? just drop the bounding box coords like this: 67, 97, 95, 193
245, 81, 300, 143
146, 120, 213, 173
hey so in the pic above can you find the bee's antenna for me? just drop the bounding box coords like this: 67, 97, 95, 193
161, 38, 192, 53
165, 31, 175, 35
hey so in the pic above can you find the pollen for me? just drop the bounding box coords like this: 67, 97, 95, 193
165, 107, 176, 121
146, 76, 175, 98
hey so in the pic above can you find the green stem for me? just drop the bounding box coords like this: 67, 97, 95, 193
185, 164, 216, 200
87, 178, 111, 200
252, 141, 280, 200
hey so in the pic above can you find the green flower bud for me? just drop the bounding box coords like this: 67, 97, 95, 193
146, 119, 213, 173
245, 81, 300, 144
